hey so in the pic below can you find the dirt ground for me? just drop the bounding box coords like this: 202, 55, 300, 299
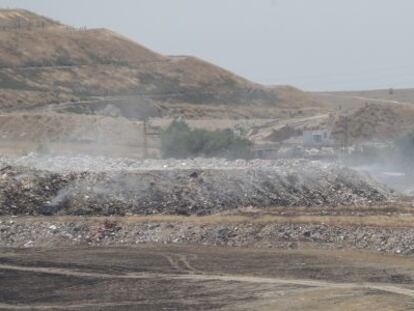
0, 245, 414, 310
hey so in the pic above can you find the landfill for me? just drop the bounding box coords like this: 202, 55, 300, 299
0, 154, 391, 216
1, 219, 413, 256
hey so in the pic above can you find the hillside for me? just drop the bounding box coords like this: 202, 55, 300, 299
0, 9, 59, 27
313, 88, 414, 143
330, 88, 414, 105
0, 9, 322, 119
314, 88, 414, 111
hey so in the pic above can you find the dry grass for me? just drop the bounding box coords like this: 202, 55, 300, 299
334, 88, 414, 105
0, 9, 321, 114
234, 204, 414, 215
250, 215, 414, 228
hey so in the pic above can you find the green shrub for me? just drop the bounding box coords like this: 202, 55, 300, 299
160, 120, 252, 159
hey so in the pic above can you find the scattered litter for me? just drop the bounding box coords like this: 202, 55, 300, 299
0, 156, 392, 216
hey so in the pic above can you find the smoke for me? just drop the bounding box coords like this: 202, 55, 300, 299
342, 137, 414, 195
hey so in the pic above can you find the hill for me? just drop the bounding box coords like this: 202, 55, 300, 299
0, 9, 59, 28
0, 9, 321, 119
314, 88, 414, 111
328, 88, 414, 105
313, 88, 414, 143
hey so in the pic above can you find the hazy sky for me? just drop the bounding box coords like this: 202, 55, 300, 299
1, 0, 413, 91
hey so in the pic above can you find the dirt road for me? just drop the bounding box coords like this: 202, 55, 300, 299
1, 246, 414, 310
1, 263, 414, 297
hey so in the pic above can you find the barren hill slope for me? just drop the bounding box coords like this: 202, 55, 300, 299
0, 9, 321, 117
313, 88, 414, 143
0, 9, 58, 27
330, 88, 414, 105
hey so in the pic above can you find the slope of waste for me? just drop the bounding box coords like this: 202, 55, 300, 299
1, 220, 413, 255
0, 156, 391, 216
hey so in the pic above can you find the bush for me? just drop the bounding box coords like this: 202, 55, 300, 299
160, 120, 252, 159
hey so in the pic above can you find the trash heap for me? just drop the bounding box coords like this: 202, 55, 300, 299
0, 157, 392, 216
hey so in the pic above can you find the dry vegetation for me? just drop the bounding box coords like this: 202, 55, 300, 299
314, 90, 414, 143
0, 10, 322, 117
2, 8, 414, 311
332, 103, 414, 142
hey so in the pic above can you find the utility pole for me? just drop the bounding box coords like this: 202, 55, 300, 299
343, 116, 349, 150
141, 118, 160, 159
142, 118, 148, 159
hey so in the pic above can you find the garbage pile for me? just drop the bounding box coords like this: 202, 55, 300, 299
0, 157, 391, 216
1, 220, 414, 255
0, 153, 368, 172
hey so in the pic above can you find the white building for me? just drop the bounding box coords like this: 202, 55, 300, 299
303, 129, 334, 147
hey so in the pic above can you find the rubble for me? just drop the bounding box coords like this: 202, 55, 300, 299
1, 219, 414, 256
0, 153, 390, 172
0, 156, 391, 216
0, 154, 408, 257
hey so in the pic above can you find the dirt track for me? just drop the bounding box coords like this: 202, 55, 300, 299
1, 246, 414, 310
2, 263, 414, 297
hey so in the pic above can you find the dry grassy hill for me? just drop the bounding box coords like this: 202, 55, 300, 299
314, 89, 414, 143
0, 9, 59, 27
0, 9, 322, 119
315, 88, 414, 111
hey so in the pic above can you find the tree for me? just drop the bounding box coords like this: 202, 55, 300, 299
160, 120, 252, 159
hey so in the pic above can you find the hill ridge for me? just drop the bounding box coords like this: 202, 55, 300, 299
0, 9, 322, 117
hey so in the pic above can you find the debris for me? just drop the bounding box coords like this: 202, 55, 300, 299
0, 156, 392, 216
1, 220, 414, 256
